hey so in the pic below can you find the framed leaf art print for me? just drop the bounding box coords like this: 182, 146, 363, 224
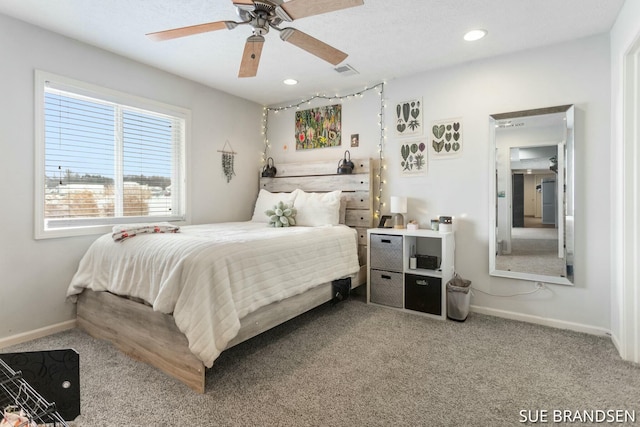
430, 117, 463, 159
399, 140, 427, 176
395, 98, 423, 137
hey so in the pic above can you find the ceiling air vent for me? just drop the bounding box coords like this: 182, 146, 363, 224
334, 64, 359, 76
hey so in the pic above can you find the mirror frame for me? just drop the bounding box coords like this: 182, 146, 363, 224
488, 105, 574, 286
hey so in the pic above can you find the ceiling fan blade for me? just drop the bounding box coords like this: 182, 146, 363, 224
239, 35, 265, 78
281, 0, 363, 20
146, 21, 234, 42
280, 28, 347, 65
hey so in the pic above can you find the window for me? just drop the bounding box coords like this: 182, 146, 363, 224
35, 71, 189, 239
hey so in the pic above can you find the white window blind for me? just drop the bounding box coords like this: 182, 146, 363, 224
35, 71, 188, 239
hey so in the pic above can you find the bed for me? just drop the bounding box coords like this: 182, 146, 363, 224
68, 158, 372, 393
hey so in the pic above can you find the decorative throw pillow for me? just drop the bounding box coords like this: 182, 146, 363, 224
265, 201, 297, 227
251, 189, 296, 222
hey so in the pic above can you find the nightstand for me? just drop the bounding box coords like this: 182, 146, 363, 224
367, 228, 455, 320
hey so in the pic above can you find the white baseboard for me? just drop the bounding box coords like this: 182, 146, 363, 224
470, 305, 611, 337
610, 332, 622, 354
0, 308, 613, 350
0, 320, 76, 349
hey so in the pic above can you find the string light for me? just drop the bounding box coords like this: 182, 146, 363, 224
260, 107, 269, 164
261, 82, 387, 220
375, 82, 386, 219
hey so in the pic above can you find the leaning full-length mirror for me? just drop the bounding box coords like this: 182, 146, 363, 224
489, 105, 574, 285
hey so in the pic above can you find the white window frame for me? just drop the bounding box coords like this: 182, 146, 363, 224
34, 70, 190, 239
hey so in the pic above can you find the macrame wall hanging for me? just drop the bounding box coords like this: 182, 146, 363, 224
218, 140, 237, 183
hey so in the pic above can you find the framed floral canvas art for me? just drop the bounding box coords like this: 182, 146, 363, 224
295, 104, 342, 150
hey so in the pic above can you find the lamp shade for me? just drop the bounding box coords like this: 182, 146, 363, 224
390, 196, 407, 214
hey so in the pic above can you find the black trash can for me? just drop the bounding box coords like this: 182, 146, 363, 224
446, 274, 472, 321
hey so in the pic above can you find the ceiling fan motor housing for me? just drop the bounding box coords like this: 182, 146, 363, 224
237, 0, 290, 35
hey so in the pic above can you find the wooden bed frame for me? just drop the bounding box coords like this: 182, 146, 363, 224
76, 158, 373, 393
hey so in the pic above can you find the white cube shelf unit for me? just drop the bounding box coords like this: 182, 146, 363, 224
367, 228, 455, 320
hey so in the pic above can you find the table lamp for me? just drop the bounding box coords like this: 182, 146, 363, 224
390, 196, 407, 229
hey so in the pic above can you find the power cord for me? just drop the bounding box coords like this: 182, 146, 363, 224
470, 281, 546, 298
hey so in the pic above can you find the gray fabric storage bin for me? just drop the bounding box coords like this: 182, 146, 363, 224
446, 274, 472, 321
369, 234, 403, 272
370, 269, 403, 308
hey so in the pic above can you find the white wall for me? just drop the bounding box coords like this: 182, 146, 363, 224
267, 35, 613, 334
0, 13, 263, 342
609, 0, 640, 362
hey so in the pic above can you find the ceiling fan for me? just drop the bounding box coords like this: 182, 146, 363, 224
147, 0, 364, 78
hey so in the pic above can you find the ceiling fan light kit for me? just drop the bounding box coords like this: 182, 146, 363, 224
147, 0, 364, 78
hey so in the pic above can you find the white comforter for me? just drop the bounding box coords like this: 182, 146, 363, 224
67, 222, 360, 367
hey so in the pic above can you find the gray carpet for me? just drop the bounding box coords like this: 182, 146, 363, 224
496, 238, 565, 278
3, 293, 639, 426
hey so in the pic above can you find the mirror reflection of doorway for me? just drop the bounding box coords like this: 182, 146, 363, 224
512, 172, 557, 229
497, 146, 564, 277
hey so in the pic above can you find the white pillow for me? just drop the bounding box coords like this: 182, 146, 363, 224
293, 189, 342, 226
251, 189, 296, 222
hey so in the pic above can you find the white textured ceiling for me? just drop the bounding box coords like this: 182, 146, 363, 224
0, 0, 625, 105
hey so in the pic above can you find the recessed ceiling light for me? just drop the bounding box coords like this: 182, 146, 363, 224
283, 78, 298, 85
464, 29, 487, 42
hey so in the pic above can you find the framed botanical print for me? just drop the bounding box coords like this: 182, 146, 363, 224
430, 117, 463, 159
400, 140, 427, 176
394, 98, 423, 137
